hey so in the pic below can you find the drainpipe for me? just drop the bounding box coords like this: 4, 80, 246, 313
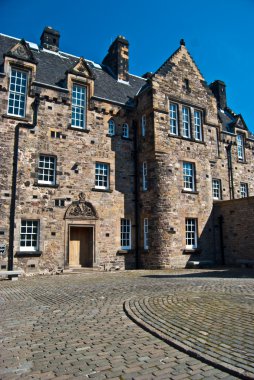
218, 215, 225, 265
225, 142, 234, 200
8, 94, 40, 271
133, 120, 140, 269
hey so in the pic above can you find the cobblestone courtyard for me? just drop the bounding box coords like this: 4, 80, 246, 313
0, 269, 254, 379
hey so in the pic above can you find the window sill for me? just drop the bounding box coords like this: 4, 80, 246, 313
106, 133, 115, 137
182, 249, 201, 255
121, 136, 132, 141
15, 251, 42, 257
168, 134, 205, 145
237, 159, 247, 164
117, 249, 134, 254
181, 189, 199, 195
34, 183, 59, 188
3, 114, 29, 122
67, 126, 90, 133
91, 187, 113, 193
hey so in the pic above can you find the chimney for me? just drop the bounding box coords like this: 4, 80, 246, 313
102, 36, 129, 82
40, 26, 60, 52
209, 80, 227, 110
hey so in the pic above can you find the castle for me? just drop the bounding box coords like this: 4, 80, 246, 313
1, 27, 254, 273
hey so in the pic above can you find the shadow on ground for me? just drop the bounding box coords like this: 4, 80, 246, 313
142, 268, 254, 279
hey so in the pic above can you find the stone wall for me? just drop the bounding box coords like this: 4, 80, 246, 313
213, 197, 254, 266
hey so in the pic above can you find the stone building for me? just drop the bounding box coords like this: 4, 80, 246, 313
0, 27, 253, 273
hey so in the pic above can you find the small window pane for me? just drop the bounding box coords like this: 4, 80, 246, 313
182, 107, 191, 138
122, 123, 129, 138
71, 85, 86, 129
95, 163, 109, 189
121, 219, 131, 249
169, 103, 178, 135
183, 162, 195, 191
20, 220, 39, 251
185, 218, 197, 249
8, 69, 27, 117
38, 155, 56, 185
212, 179, 221, 200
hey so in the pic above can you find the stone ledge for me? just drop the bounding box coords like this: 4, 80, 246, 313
67, 126, 90, 133
91, 188, 113, 193
2, 114, 29, 122
15, 251, 42, 257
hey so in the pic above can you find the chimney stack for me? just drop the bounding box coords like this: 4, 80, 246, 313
102, 36, 129, 82
40, 26, 60, 52
209, 80, 227, 110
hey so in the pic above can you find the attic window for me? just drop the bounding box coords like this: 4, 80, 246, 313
183, 78, 190, 92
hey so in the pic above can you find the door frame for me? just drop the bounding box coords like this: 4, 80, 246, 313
66, 223, 96, 268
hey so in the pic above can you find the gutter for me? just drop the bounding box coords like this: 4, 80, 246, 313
133, 120, 140, 269
8, 95, 40, 271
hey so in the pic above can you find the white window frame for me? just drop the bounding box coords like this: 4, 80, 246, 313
71, 84, 86, 129
240, 182, 248, 198
182, 106, 191, 138
121, 219, 131, 249
144, 218, 149, 250
108, 119, 115, 136
141, 115, 146, 137
122, 123, 129, 138
8, 68, 28, 117
185, 218, 197, 249
38, 155, 56, 185
95, 162, 109, 190
169, 103, 178, 135
142, 161, 148, 191
183, 162, 195, 191
212, 179, 221, 200
236, 134, 244, 160
20, 220, 39, 252
194, 110, 202, 141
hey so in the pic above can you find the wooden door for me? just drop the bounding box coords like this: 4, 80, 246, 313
69, 227, 82, 266
69, 227, 93, 267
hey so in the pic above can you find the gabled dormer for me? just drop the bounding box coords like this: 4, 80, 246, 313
151, 39, 218, 131
4, 39, 37, 65
66, 57, 95, 131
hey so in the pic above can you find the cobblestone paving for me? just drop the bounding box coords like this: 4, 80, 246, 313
0, 269, 253, 379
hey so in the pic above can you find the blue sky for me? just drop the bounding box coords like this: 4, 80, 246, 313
1, 0, 254, 131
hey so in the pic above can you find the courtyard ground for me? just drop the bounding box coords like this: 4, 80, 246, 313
0, 268, 254, 379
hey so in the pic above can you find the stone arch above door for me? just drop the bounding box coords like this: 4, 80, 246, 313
64, 192, 98, 220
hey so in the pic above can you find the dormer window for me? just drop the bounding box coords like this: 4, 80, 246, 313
71, 84, 86, 129
8, 68, 28, 117
122, 123, 129, 138
236, 134, 244, 161
108, 119, 115, 136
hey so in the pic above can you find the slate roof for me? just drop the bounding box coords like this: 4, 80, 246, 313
0, 34, 146, 107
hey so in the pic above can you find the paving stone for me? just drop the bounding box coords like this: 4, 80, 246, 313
1, 269, 249, 379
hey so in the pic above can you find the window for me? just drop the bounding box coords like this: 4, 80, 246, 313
71, 84, 86, 129
8, 69, 27, 117
194, 110, 202, 141
142, 162, 148, 191
169, 103, 178, 135
122, 123, 129, 138
185, 218, 197, 249
236, 134, 244, 160
95, 162, 109, 190
55, 199, 65, 207
38, 155, 56, 185
212, 179, 221, 200
183, 162, 195, 191
144, 218, 149, 250
141, 115, 146, 137
20, 220, 39, 251
240, 183, 248, 198
121, 219, 131, 249
108, 119, 115, 136
182, 107, 191, 138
